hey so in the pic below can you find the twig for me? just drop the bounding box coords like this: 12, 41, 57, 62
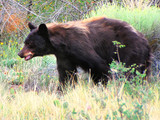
27, 0, 32, 16
60, 0, 83, 14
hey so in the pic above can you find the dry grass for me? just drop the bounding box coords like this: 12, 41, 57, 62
0, 78, 160, 120
122, 0, 154, 9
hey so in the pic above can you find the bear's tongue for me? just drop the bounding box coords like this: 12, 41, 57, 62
25, 55, 32, 61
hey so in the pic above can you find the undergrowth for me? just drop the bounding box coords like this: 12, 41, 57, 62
0, 74, 159, 119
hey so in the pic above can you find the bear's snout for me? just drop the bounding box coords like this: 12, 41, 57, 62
18, 51, 24, 58
18, 48, 34, 61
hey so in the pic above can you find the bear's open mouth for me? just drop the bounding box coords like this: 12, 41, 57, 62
25, 54, 33, 61
23, 52, 34, 61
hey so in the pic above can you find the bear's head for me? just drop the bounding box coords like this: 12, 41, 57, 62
18, 23, 52, 61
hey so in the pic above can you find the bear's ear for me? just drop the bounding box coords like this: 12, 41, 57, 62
28, 22, 37, 31
38, 24, 48, 36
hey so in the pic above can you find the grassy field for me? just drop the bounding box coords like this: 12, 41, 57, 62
0, 81, 160, 119
0, 4, 160, 120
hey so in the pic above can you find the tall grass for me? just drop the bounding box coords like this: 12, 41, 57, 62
88, 4, 160, 38
122, 0, 154, 9
0, 80, 160, 119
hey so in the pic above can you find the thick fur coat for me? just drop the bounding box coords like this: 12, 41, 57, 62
18, 17, 151, 88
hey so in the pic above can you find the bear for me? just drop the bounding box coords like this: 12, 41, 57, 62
18, 16, 151, 89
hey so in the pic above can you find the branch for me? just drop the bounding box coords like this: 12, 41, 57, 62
12, 0, 45, 20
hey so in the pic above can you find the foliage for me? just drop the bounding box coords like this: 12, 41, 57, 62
1, 0, 159, 36
0, 0, 98, 36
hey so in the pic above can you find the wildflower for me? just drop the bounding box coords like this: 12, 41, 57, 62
4, 71, 8, 75
0, 42, 3, 45
9, 40, 13, 43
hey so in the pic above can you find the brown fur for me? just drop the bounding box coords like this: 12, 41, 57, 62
18, 17, 151, 89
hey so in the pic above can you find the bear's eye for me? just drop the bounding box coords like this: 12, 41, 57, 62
25, 41, 32, 46
25, 41, 35, 48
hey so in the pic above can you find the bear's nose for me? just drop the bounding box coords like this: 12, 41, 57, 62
18, 52, 23, 58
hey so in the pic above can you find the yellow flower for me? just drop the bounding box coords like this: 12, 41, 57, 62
0, 42, 3, 45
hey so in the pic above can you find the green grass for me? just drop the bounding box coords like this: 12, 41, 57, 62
87, 4, 160, 39
0, 4, 160, 120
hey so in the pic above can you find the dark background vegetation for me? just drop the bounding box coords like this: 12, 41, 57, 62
0, 0, 160, 34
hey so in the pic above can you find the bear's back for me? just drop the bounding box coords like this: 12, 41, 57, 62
80, 17, 150, 66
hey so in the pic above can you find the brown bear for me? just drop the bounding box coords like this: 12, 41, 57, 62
18, 17, 151, 89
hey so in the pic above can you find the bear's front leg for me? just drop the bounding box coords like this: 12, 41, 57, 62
57, 58, 77, 91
